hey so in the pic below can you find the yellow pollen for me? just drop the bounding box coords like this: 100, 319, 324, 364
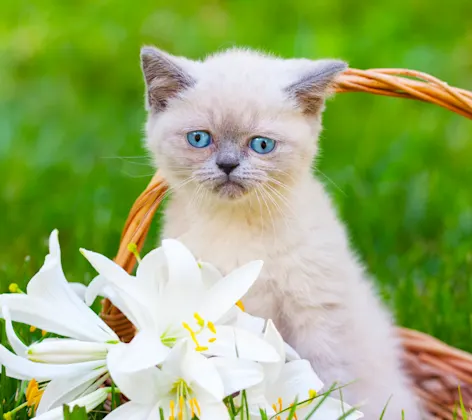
308, 389, 317, 399
182, 322, 199, 346
41, 330, 47, 337
8, 283, 21, 293
169, 400, 175, 420
272, 403, 278, 412
278, 397, 283, 411
189, 399, 195, 417
26, 379, 44, 411
207, 321, 216, 334
208, 337, 216, 343
178, 396, 184, 420
235, 300, 245, 311
127, 243, 142, 263
193, 313, 205, 327
29, 326, 37, 333
183, 321, 211, 352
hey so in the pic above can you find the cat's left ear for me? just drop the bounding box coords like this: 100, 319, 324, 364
140, 46, 195, 112
285, 59, 347, 115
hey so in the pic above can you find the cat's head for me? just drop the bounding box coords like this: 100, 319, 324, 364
141, 47, 346, 201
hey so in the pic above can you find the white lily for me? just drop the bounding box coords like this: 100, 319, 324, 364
104, 341, 263, 420
243, 321, 364, 420
0, 230, 120, 415
0, 230, 118, 342
82, 239, 280, 371
32, 387, 109, 420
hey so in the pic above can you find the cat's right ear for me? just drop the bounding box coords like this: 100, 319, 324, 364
140, 46, 195, 112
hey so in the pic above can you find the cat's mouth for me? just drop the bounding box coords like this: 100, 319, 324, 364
213, 180, 247, 199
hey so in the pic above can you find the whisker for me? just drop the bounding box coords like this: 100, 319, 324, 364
257, 185, 276, 238
265, 182, 295, 217
315, 169, 346, 196
253, 187, 265, 237
261, 184, 291, 232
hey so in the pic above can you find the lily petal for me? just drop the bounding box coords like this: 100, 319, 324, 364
232, 310, 266, 335
162, 239, 201, 291
102, 401, 160, 420
85, 274, 151, 331
267, 359, 324, 406
33, 387, 109, 420
24, 231, 117, 342
181, 343, 224, 401
80, 248, 131, 285
80, 249, 152, 326
210, 357, 264, 397
107, 343, 161, 404
297, 396, 364, 420
198, 262, 223, 288
27, 339, 109, 364
261, 320, 285, 384
0, 344, 104, 381
36, 366, 108, 415
244, 386, 276, 417
284, 341, 301, 362
199, 260, 263, 323
69, 282, 87, 301
136, 247, 167, 296
202, 326, 280, 362
198, 400, 230, 420
2, 306, 28, 356
114, 329, 170, 372
0, 295, 88, 341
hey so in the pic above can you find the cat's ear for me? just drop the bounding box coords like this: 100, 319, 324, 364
285, 59, 347, 115
140, 46, 195, 112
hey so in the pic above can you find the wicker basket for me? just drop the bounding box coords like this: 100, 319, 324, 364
102, 68, 472, 419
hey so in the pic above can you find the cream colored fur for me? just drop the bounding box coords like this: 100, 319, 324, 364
142, 47, 422, 419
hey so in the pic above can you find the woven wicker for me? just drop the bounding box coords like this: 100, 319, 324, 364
103, 68, 472, 419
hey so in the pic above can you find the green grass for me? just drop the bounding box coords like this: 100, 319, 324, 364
1, 0, 472, 417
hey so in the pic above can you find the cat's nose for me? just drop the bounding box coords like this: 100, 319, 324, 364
217, 162, 239, 175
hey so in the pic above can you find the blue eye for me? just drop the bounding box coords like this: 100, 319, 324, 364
187, 131, 212, 148
249, 137, 276, 154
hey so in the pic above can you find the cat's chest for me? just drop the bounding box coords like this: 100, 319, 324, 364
165, 217, 278, 272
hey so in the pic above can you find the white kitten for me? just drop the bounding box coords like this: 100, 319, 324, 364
141, 47, 423, 419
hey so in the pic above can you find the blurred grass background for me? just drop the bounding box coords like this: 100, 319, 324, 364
1, 0, 471, 352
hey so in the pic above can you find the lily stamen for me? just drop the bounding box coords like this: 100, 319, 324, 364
169, 399, 175, 420
26, 379, 44, 411
3, 379, 45, 419
178, 396, 184, 420
127, 243, 142, 263
207, 321, 216, 334
236, 300, 245, 311
182, 314, 217, 352
193, 399, 201, 416
193, 313, 205, 327
8, 283, 24, 294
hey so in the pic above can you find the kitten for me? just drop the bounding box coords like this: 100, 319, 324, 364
140, 46, 422, 419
